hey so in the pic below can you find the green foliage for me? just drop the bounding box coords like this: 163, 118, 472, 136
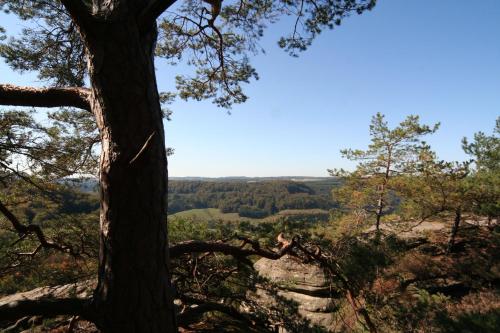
462, 117, 500, 173
0, 1, 85, 86
0, 108, 98, 180
395, 149, 471, 220
330, 113, 439, 177
390, 289, 450, 333
395, 115, 499, 230
464, 171, 500, 222
0, 186, 99, 294
0, 105, 98, 296
169, 217, 232, 243
333, 236, 392, 291
438, 308, 500, 333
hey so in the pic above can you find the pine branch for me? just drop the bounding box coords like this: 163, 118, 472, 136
0, 84, 91, 111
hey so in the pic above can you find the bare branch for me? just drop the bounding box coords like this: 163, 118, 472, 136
0, 84, 91, 111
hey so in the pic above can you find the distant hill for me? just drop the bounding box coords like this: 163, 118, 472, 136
62, 176, 340, 192
61, 177, 342, 218
58, 177, 99, 193
167, 179, 340, 217
169, 176, 337, 182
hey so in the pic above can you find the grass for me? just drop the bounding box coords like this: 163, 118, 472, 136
169, 208, 330, 223
170, 208, 254, 222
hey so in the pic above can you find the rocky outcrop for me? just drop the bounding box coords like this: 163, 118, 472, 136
251, 254, 338, 332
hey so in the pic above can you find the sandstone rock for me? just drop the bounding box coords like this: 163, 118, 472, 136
251, 255, 338, 332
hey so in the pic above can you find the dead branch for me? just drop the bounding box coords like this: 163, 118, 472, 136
170, 234, 297, 261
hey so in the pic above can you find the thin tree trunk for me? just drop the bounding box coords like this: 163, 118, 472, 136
375, 150, 392, 234
84, 18, 176, 332
375, 195, 383, 232
487, 216, 493, 231
447, 208, 461, 254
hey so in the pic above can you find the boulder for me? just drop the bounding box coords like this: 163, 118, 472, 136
251, 255, 338, 332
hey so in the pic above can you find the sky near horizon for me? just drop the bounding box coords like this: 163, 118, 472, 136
1, 0, 499, 177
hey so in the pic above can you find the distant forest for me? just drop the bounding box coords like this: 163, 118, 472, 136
167, 179, 341, 218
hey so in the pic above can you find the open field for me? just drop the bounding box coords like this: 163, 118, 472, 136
170, 208, 253, 222
169, 208, 331, 223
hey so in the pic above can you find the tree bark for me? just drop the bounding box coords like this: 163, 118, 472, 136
83, 16, 176, 332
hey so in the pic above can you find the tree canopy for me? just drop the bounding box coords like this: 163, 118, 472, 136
0, 0, 376, 107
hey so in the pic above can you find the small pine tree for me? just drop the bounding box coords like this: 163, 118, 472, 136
329, 113, 439, 233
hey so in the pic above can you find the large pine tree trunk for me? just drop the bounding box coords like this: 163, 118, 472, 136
84, 17, 176, 332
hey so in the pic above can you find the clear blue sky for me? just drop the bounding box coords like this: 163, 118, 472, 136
1, 0, 499, 177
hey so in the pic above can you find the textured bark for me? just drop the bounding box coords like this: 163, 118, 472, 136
82, 13, 176, 333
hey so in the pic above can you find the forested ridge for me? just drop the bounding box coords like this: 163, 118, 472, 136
57, 178, 340, 217
168, 179, 339, 216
